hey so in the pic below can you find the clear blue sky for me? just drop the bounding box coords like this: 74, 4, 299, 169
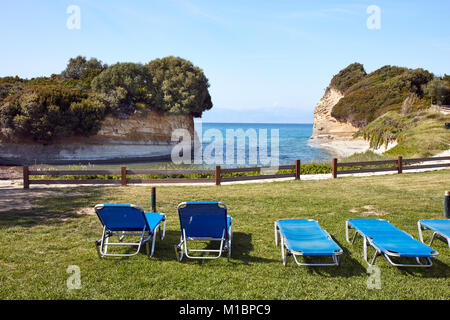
1, 0, 449, 123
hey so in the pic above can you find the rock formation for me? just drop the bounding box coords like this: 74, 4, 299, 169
0, 111, 196, 165
311, 88, 360, 140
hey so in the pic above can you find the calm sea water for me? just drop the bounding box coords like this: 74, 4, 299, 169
197, 122, 332, 167
42, 123, 332, 169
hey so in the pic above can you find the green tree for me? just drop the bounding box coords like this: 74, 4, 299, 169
69, 95, 107, 136
145, 56, 213, 117
426, 77, 450, 105
0, 85, 90, 142
91, 62, 148, 117
329, 63, 367, 93
62, 56, 107, 84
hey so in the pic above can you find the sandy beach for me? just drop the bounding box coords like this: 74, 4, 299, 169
309, 136, 397, 158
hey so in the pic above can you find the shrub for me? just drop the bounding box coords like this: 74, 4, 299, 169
329, 63, 366, 93
1, 56, 213, 143
91, 62, 149, 118
61, 56, 107, 85
331, 64, 434, 127
145, 56, 213, 117
0, 85, 108, 142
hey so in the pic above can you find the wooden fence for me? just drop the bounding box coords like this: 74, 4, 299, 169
332, 156, 450, 178
21, 156, 450, 188
22, 160, 301, 189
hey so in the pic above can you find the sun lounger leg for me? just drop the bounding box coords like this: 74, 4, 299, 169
227, 218, 233, 261
428, 232, 437, 246
383, 254, 433, 267
417, 221, 425, 243
280, 237, 286, 266
346, 221, 350, 243
149, 231, 157, 258
175, 235, 185, 262
363, 236, 367, 263
161, 218, 166, 240
274, 222, 278, 246
346, 221, 358, 244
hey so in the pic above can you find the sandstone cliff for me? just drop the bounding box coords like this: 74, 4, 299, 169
0, 111, 196, 164
309, 87, 398, 157
311, 88, 360, 140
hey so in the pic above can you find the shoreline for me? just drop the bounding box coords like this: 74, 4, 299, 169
308, 136, 370, 158
309, 136, 398, 158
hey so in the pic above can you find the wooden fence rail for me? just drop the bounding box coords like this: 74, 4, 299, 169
21, 156, 450, 188
22, 160, 301, 189
332, 156, 450, 178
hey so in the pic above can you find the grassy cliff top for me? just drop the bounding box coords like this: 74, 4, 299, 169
330, 64, 436, 128
326, 63, 450, 159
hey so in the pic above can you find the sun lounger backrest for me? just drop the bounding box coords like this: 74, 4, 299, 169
178, 202, 228, 239
95, 204, 148, 231
349, 219, 411, 240
420, 219, 450, 236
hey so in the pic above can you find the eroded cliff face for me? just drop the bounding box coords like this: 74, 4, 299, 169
311, 88, 360, 140
88, 111, 194, 144
0, 111, 196, 164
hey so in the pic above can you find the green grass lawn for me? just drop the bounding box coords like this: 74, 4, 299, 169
0, 170, 449, 299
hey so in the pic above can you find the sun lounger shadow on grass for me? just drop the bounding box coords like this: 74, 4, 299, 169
302, 239, 367, 277
165, 231, 277, 265
227, 232, 279, 265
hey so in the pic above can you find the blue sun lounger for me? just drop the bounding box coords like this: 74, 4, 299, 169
274, 219, 343, 266
346, 218, 439, 267
94, 204, 166, 258
175, 202, 232, 261
418, 219, 450, 248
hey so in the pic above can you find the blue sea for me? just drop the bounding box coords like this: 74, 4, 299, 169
196, 122, 332, 167
45, 123, 332, 169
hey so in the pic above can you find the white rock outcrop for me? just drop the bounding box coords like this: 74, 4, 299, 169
0, 111, 197, 164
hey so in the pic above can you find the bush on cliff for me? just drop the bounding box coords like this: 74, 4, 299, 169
91, 62, 149, 118
61, 55, 107, 86
145, 56, 213, 117
329, 63, 366, 93
0, 85, 107, 142
331, 64, 434, 127
0, 55, 213, 143
426, 77, 450, 105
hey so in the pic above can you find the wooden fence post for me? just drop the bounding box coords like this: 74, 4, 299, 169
121, 167, 127, 186
295, 160, 301, 180
215, 165, 221, 186
23, 165, 29, 189
332, 158, 338, 179
397, 156, 403, 174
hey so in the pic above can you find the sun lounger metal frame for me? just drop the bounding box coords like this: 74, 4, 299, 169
94, 204, 166, 258
175, 201, 232, 262
346, 219, 438, 267
418, 219, 450, 248
274, 219, 343, 267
